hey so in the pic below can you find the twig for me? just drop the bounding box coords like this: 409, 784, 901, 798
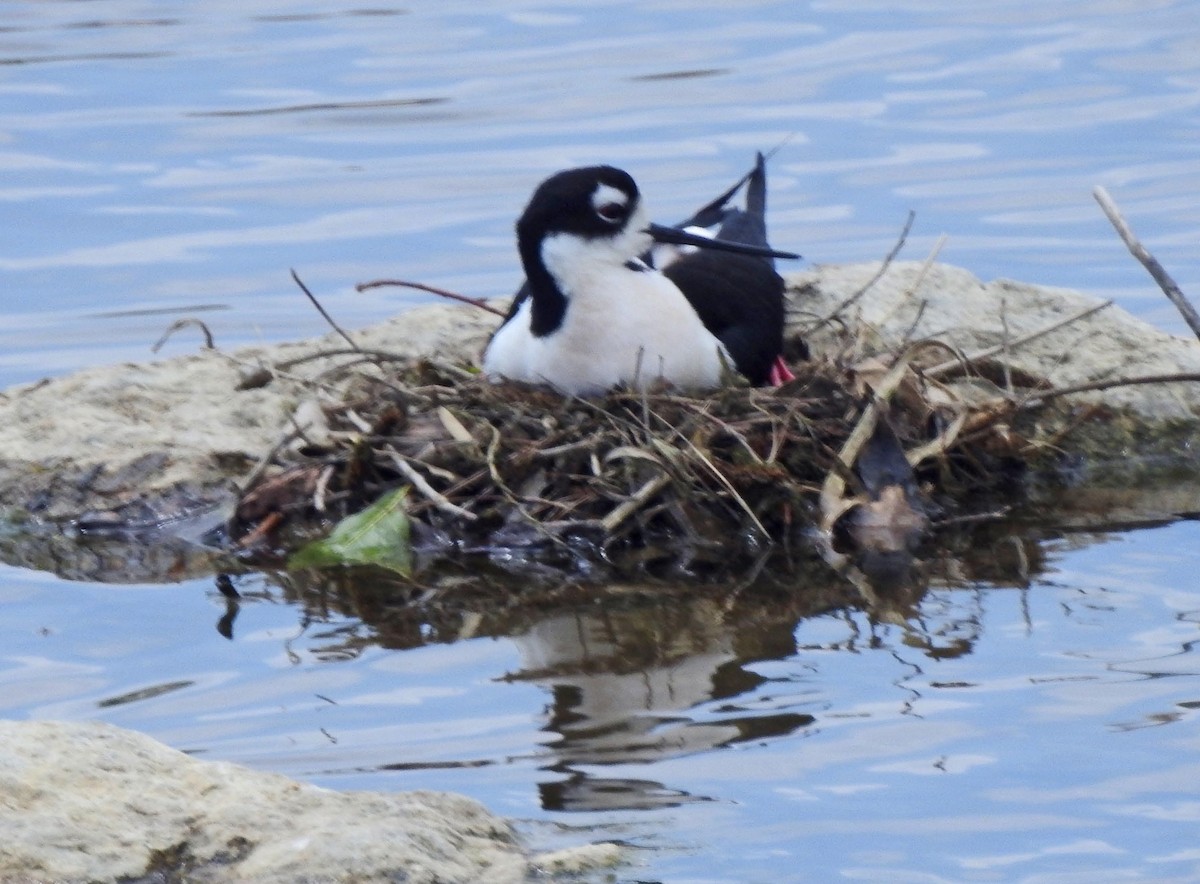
1016, 371, 1200, 408
313, 465, 334, 513
272, 347, 413, 371
601, 472, 673, 534
878, 233, 945, 346
1094, 186, 1200, 342
151, 318, 215, 352
484, 423, 551, 533
239, 428, 305, 495
387, 449, 478, 521
291, 269, 362, 352
679, 400, 764, 464
356, 278, 507, 317
818, 350, 914, 536
674, 429, 769, 537
534, 439, 597, 458
899, 299, 928, 349
925, 299, 1113, 378
807, 210, 915, 332
1000, 296, 1013, 395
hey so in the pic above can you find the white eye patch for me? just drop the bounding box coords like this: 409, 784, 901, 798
591, 183, 629, 221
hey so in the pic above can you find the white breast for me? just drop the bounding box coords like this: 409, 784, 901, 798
483, 234, 726, 396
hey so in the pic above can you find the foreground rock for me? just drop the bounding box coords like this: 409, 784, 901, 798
1, 260, 1198, 534
0, 719, 618, 883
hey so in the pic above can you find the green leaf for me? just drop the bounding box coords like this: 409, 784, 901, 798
289, 487, 412, 576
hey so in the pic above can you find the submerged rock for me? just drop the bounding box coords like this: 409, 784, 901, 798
0, 719, 618, 883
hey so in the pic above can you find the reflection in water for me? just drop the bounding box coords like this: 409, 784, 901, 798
5, 522, 1200, 880
512, 600, 814, 810
254, 513, 1054, 811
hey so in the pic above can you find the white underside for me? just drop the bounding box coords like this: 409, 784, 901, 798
483, 228, 727, 396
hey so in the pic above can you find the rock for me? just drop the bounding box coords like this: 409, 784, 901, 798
790, 261, 1200, 421
0, 304, 497, 526
1, 261, 1198, 531
0, 719, 615, 884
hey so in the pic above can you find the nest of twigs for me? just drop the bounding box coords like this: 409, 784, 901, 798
222, 184, 1200, 584
230, 344, 1032, 577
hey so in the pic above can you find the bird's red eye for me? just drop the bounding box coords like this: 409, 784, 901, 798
597, 202, 625, 222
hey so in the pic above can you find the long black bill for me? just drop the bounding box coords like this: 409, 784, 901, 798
646, 222, 800, 260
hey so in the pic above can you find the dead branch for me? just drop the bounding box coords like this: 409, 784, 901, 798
1094, 185, 1200, 343
1017, 371, 1200, 408
600, 472, 673, 534
356, 278, 507, 317
291, 269, 362, 352
386, 449, 478, 522
807, 210, 916, 332
151, 318, 215, 352
924, 299, 1114, 378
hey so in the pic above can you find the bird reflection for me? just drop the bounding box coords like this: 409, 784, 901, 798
507, 595, 816, 812
239, 520, 1048, 813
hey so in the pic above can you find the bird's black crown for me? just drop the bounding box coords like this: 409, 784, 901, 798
516, 165, 640, 243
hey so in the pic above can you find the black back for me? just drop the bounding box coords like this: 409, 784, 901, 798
662, 153, 787, 386
662, 249, 784, 385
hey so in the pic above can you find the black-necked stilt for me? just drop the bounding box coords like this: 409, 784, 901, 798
482, 154, 799, 395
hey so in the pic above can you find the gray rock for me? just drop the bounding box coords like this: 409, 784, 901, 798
0, 301, 497, 525
0, 719, 618, 883
790, 261, 1200, 420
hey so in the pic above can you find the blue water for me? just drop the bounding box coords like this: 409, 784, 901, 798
3, 2, 1200, 880
5, 524, 1200, 880
3, 1, 1200, 386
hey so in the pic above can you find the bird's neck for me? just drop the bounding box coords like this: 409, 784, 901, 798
517, 233, 569, 338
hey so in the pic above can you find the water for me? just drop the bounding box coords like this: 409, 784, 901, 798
5, 523, 1200, 880
4, 1, 1200, 387
3, 1, 1200, 880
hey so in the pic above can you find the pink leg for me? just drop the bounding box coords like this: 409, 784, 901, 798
767, 355, 795, 386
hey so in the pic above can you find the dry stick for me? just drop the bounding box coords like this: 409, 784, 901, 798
1017, 371, 1200, 408
924, 299, 1114, 378
151, 318, 215, 352
386, 450, 478, 521
818, 350, 914, 536
1000, 296, 1013, 395
807, 210, 916, 333
615, 391, 768, 536
960, 371, 1200, 447
878, 233, 946, 336
679, 401, 764, 465
313, 465, 334, 513
482, 424, 567, 545
242, 428, 302, 491
273, 347, 413, 371
874, 233, 947, 362
291, 269, 362, 352
1094, 185, 1200, 342
601, 472, 673, 534
229, 421, 308, 526
674, 429, 769, 537
898, 299, 929, 349
356, 278, 507, 318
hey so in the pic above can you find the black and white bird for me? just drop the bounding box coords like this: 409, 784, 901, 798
482, 154, 799, 395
